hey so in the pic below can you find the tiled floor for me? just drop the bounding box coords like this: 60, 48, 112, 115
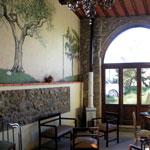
33, 131, 136, 150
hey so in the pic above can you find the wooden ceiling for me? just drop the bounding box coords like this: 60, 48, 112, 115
59, 0, 150, 18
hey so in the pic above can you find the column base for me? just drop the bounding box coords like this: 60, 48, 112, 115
86, 107, 96, 127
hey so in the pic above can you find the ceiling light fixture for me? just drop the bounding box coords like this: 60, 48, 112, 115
66, 0, 115, 25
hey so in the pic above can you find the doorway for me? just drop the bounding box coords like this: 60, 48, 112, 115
102, 27, 150, 125
103, 64, 150, 125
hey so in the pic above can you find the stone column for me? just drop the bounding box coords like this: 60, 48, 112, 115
86, 72, 96, 127
88, 72, 94, 108
85, 18, 96, 127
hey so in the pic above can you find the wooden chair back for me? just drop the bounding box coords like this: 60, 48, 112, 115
92, 111, 119, 147
132, 112, 137, 137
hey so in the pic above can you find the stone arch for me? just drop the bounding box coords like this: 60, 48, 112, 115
80, 16, 150, 119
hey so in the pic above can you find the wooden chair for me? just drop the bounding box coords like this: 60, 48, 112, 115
0, 115, 22, 150
128, 138, 150, 150
92, 111, 119, 147
38, 112, 77, 150
71, 127, 99, 150
132, 112, 150, 145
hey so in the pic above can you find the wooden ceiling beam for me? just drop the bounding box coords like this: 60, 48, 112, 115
142, 0, 149, 15
118, 0, 129, 16
99, 4, 111, 17
96, 5, 104, 17
130, 0, 139, 15
75, 10, 85, 18
111, 5, 120, 17
59, 0, 149, 18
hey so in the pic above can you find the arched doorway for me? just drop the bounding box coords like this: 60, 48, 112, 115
102, 27, 150, 125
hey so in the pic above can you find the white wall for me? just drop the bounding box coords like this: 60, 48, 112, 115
0, 0, 80, 82
0, 0, 81, 149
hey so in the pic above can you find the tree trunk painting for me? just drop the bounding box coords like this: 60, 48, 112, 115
64, 27, 80, 78
0, 0, 55, 73
11, 41, 24, 72
9, 20, 26, 72
71, 57, 74, 76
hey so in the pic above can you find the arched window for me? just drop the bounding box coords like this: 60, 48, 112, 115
104, 27, 150, 64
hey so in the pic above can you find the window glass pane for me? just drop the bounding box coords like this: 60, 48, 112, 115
123, 69, 137, 104
104, 27, 150, 64
141, 68, 150, 105
105, 69, 119, 104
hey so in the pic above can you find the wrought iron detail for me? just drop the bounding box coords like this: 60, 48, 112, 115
66, 0, 115, 24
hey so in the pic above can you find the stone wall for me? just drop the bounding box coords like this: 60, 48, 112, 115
80, 15, 150, 116
0, 87, 70, 125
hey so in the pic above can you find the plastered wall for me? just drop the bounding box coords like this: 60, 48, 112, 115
0, 0, 81, 149
0, 0, 80, 82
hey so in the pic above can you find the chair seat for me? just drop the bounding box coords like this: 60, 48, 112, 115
98, 123, 117, 131
0, 141, 15, 150
136, 129, 150, 137
74, 137, 98, 149
75, 137, 97, 144
41, 125, 73, 137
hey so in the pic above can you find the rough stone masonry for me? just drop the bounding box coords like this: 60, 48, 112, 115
0, 87, 70, 125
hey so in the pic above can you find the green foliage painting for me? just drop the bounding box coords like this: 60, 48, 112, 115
64, 27, 80, 77
0, 69, 38, 84
0, 0, 55, 73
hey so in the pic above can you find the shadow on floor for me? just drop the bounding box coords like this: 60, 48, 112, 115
33, 131, 134, 150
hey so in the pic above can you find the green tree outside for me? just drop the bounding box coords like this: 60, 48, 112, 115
123, 69, 136, 93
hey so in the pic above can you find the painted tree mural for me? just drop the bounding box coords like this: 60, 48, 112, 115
64, 27, 80, 76
0, 0, 55, 72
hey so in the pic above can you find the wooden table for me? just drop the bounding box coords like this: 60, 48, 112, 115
140, 112, 150, 130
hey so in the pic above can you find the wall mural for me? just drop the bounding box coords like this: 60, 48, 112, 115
0, 0, 55, 84
60, 27, 80, 82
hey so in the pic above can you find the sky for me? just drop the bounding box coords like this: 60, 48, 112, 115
104, 27, 150, 63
